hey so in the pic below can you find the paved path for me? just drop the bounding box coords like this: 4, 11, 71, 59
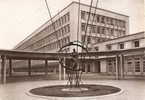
0, 80, 145, 100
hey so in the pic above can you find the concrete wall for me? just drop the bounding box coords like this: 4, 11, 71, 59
95, 32, 145, 51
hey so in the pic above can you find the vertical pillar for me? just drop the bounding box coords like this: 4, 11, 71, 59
120, 54, 124, 79
1, 55, 7, 84
63, 57, 66, 80
9, 59, 12, 76
85, 64, 88, 73
28, 59, 31, 76
59, 63, 62, 80
45, 59, 48, 75
115, 55, 119, 80
63, 68, 66, 80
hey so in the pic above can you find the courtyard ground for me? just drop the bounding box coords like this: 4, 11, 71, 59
0, 77, 145, 100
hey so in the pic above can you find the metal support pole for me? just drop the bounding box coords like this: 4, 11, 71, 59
45, 59, 48, 75
115, 55, 119, 80
9, 59, 12, 76
59, 63, 62, 80
28, 59, 31, 76
120, 54, 124, 79
63, 68, 66, 80
1, 55, 7, 84
63, 57, 66, 80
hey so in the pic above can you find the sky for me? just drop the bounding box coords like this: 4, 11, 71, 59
0, 0, 144, 49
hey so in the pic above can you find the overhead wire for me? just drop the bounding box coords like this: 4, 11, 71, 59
44, 0, 61, 50
86, 0, 99, 48
77, 0, 81, 53
82, 0, 94, 49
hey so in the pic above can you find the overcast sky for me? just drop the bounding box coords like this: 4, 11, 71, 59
0, 0, 144, 49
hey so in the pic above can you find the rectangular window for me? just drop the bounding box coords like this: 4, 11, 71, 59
87, 36, 91, 44
135, 61, 140, 72
81, 23, 86, 31
106, 17, 111, 25
97, 26, 100, 33
87, 25, 91, 33
87, 64, 91, 72
107, 60, 115, 73
95, 47, 99, 51
92, 25, 96, 33
134, 40, 140, 47
97, 15, 100, 23
102, 27, 105, 34
81, 11, 85, 20
119, 43, 124, 49
111, 29, 114, 35
106, 45, 112, 50
127, 62, 133, 72
101, 16, 105, 23
66, 12, 70, 22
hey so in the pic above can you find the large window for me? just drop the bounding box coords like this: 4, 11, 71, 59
107, 60, 116, 73
126, 58, 134, 72
134, 57, 140, 72
135, 61, 140, 72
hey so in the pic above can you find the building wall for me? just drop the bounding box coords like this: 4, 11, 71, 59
13, 2, 130, 74
95, 32, 145, 76
95, 32, 145, 51
14, 2, 129, 53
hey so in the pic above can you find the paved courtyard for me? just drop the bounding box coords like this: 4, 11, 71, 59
0, 79, 145, 100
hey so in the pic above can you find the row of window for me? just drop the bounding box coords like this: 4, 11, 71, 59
44, 24, 70, 43
24, 24, 70, 51
46, 12, 70, 33
81, 11, 126, 28
106, 40, 140, 50
126, 56, 145, 73
81, 23, 125, 37
37, 36, 70, 51
82, 35, 109, 45
17, 12, 70, 50
107, 56, 145, 73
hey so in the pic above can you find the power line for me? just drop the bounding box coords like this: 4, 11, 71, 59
44, 0, 61, 50
82, 0, 94, 48
77, 0, 81, 52
86, 0, 99, 47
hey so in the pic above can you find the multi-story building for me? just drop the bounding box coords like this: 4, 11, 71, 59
14, 1, 129, 53
93, 32, 145, 76
13, 1, 132, 75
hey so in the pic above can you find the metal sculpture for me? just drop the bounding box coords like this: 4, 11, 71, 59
59, 41, 88, 88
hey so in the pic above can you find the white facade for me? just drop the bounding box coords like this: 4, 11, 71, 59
14, 2, 129, 53
94, 32, 145, 75
13, 2, 131, 75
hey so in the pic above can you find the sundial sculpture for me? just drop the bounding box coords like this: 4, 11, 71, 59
58, 41, 88, 88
